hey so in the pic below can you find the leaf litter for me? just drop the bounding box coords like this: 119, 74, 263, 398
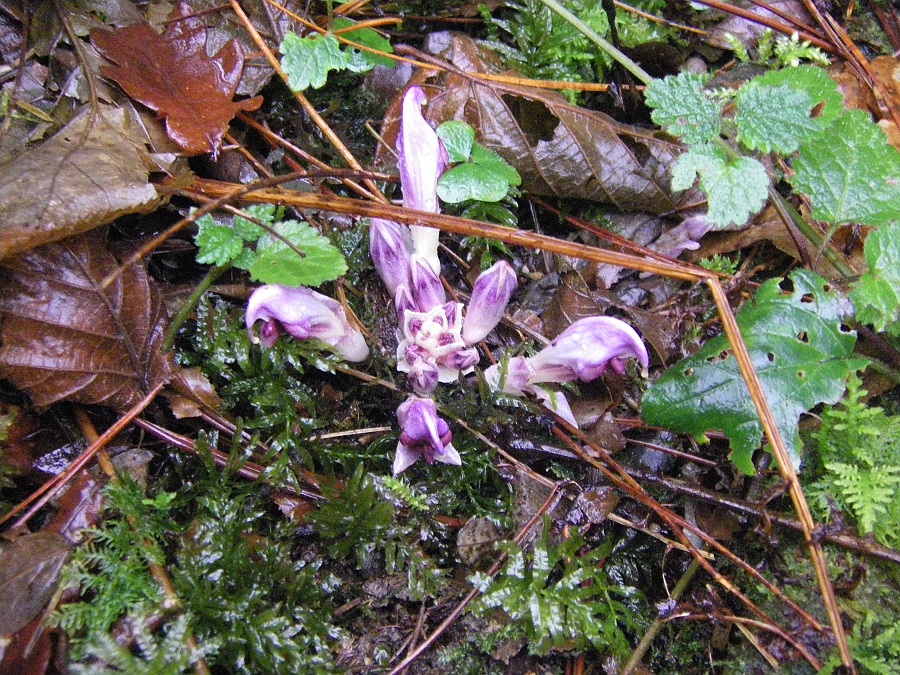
1, 0, 900, 673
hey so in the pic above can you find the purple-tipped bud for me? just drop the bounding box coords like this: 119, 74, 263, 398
462, 261, 518, 345
527, 316, 649, 384
246, 285, 369, 362
397, 86, 447, 274
409, 254, 446, 312
393, 396, 460, 474
370, 218, 412, 295
394, 284, 417, 322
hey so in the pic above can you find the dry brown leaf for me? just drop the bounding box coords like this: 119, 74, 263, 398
382, 33, 696, 214
0, 105, 160, 261
0, 231, 174, 411
91, 2, 263, 155
0, 532, 71, 638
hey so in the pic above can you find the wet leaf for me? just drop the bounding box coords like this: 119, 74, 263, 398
0, 106, 159, 261
91, 2, 263, 155
248, 220, 348, 286
385, 33, 694, 214
643, 270, 867, 474
0, 231, 174, 410
0, 532, 71, 637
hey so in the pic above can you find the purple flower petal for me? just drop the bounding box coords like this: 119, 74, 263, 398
409, 254, 446, 312
393, 396, 459, 474
462, 261, 517, 345
370, 218, 412, 296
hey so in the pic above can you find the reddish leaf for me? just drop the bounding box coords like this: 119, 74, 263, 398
91, 3, 263, 155
0, 231, 174, 411
0, 532, 71, 637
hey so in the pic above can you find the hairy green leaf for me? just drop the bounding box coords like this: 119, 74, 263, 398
333, 17, 394, 72
645, 73, 722, 144
735, 82, 817, 154
749, 65, 844, 128
280, 32, 347, 91
851, 222, 900, 335
671, 143, 769, 227
194, 216, 244, 266
248, 220, 347, 286
643, 270, 867, 473
791, 110, 900, 225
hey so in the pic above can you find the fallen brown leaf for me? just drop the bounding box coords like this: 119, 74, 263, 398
91, 2, 263, 155
0, 230, 174, 411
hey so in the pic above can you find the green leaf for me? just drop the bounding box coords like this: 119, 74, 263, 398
471, 143, 522, 187
791, 110, 900, 225
735, 82, 817, 154
438, 163, 510, 203
436, 121, 475, 163
333, 17, 394, 73
249, 220, 347, 286
643, 270, 867, 474
671, 143, 769, 228
851, 222, 900, 334
645, 73, 722, 144
195, 215, 244, 266
749, 65, 844, 128
280, 32, 348, 91
233, 204, 278, 242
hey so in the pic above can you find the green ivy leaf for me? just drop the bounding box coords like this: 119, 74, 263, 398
791, 110, 900, 225
333, 17, 394, 73
749, 65, 845, 128
735, 82, 817, 154
436, 121, 475, 163
438, 163, 510, 203
645, 73, 722, 144
280, 32, 348, 91
851, 222, 900, 335
471, 143, 521, 187
643, 270, 867, 474
671, 143, 769, 228
249, 220, 347, 286
195, 215, 244, 266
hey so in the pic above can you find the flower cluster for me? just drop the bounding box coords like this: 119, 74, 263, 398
245, 85, 649, 475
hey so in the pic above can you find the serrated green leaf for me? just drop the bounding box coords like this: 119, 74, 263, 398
749, 65, 844, 127
233, 204, 278, 242
735, 82, 817, 154
437, 163, 509, 203
471, 143, 521, 186
333, 17, 394, 73
671, 143, 769, 228
645, 73, 722, 144
436, 121, 475, 163
280, 32, 348, 91
643, 270, 867, 474
249, 220, 347, 286
195, 216, 244, 266
791, 110, 900, 225
851, 222, 900, 334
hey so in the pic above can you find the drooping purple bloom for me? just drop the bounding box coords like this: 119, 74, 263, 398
393, 396, 460, 474
462, 261, 518, 346
527, 316, 649, 384
246, 285, 369, 362
396, 86, 447, 273
370, 218, 412, 296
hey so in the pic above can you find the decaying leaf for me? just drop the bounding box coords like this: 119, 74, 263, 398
91, 2, 263, 155
0, 532, 72, 637
382, 33, 695, 214
0, 231, 174, 411
0, 105, 160, 261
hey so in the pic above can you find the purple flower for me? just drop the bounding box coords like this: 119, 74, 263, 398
246, 285, 369, 362
397, 301, 474, 391
462, 261, 518, 345
393, 396, 460, 474
409, 254, 446, 312
527, 316, 649, 384
397, 86, 447, 273
370, 218, 412, 296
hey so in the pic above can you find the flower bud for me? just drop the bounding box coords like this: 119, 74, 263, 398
462, 261, 517, 345
409, 254, 446, 312
246, 285, 369, 362
370, 218, 412, 296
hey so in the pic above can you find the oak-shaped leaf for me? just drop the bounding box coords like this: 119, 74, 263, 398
0, 105, 160, 261
643, 270, 867, 474
91, 2, 262, 155
0, 231, 174, 411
